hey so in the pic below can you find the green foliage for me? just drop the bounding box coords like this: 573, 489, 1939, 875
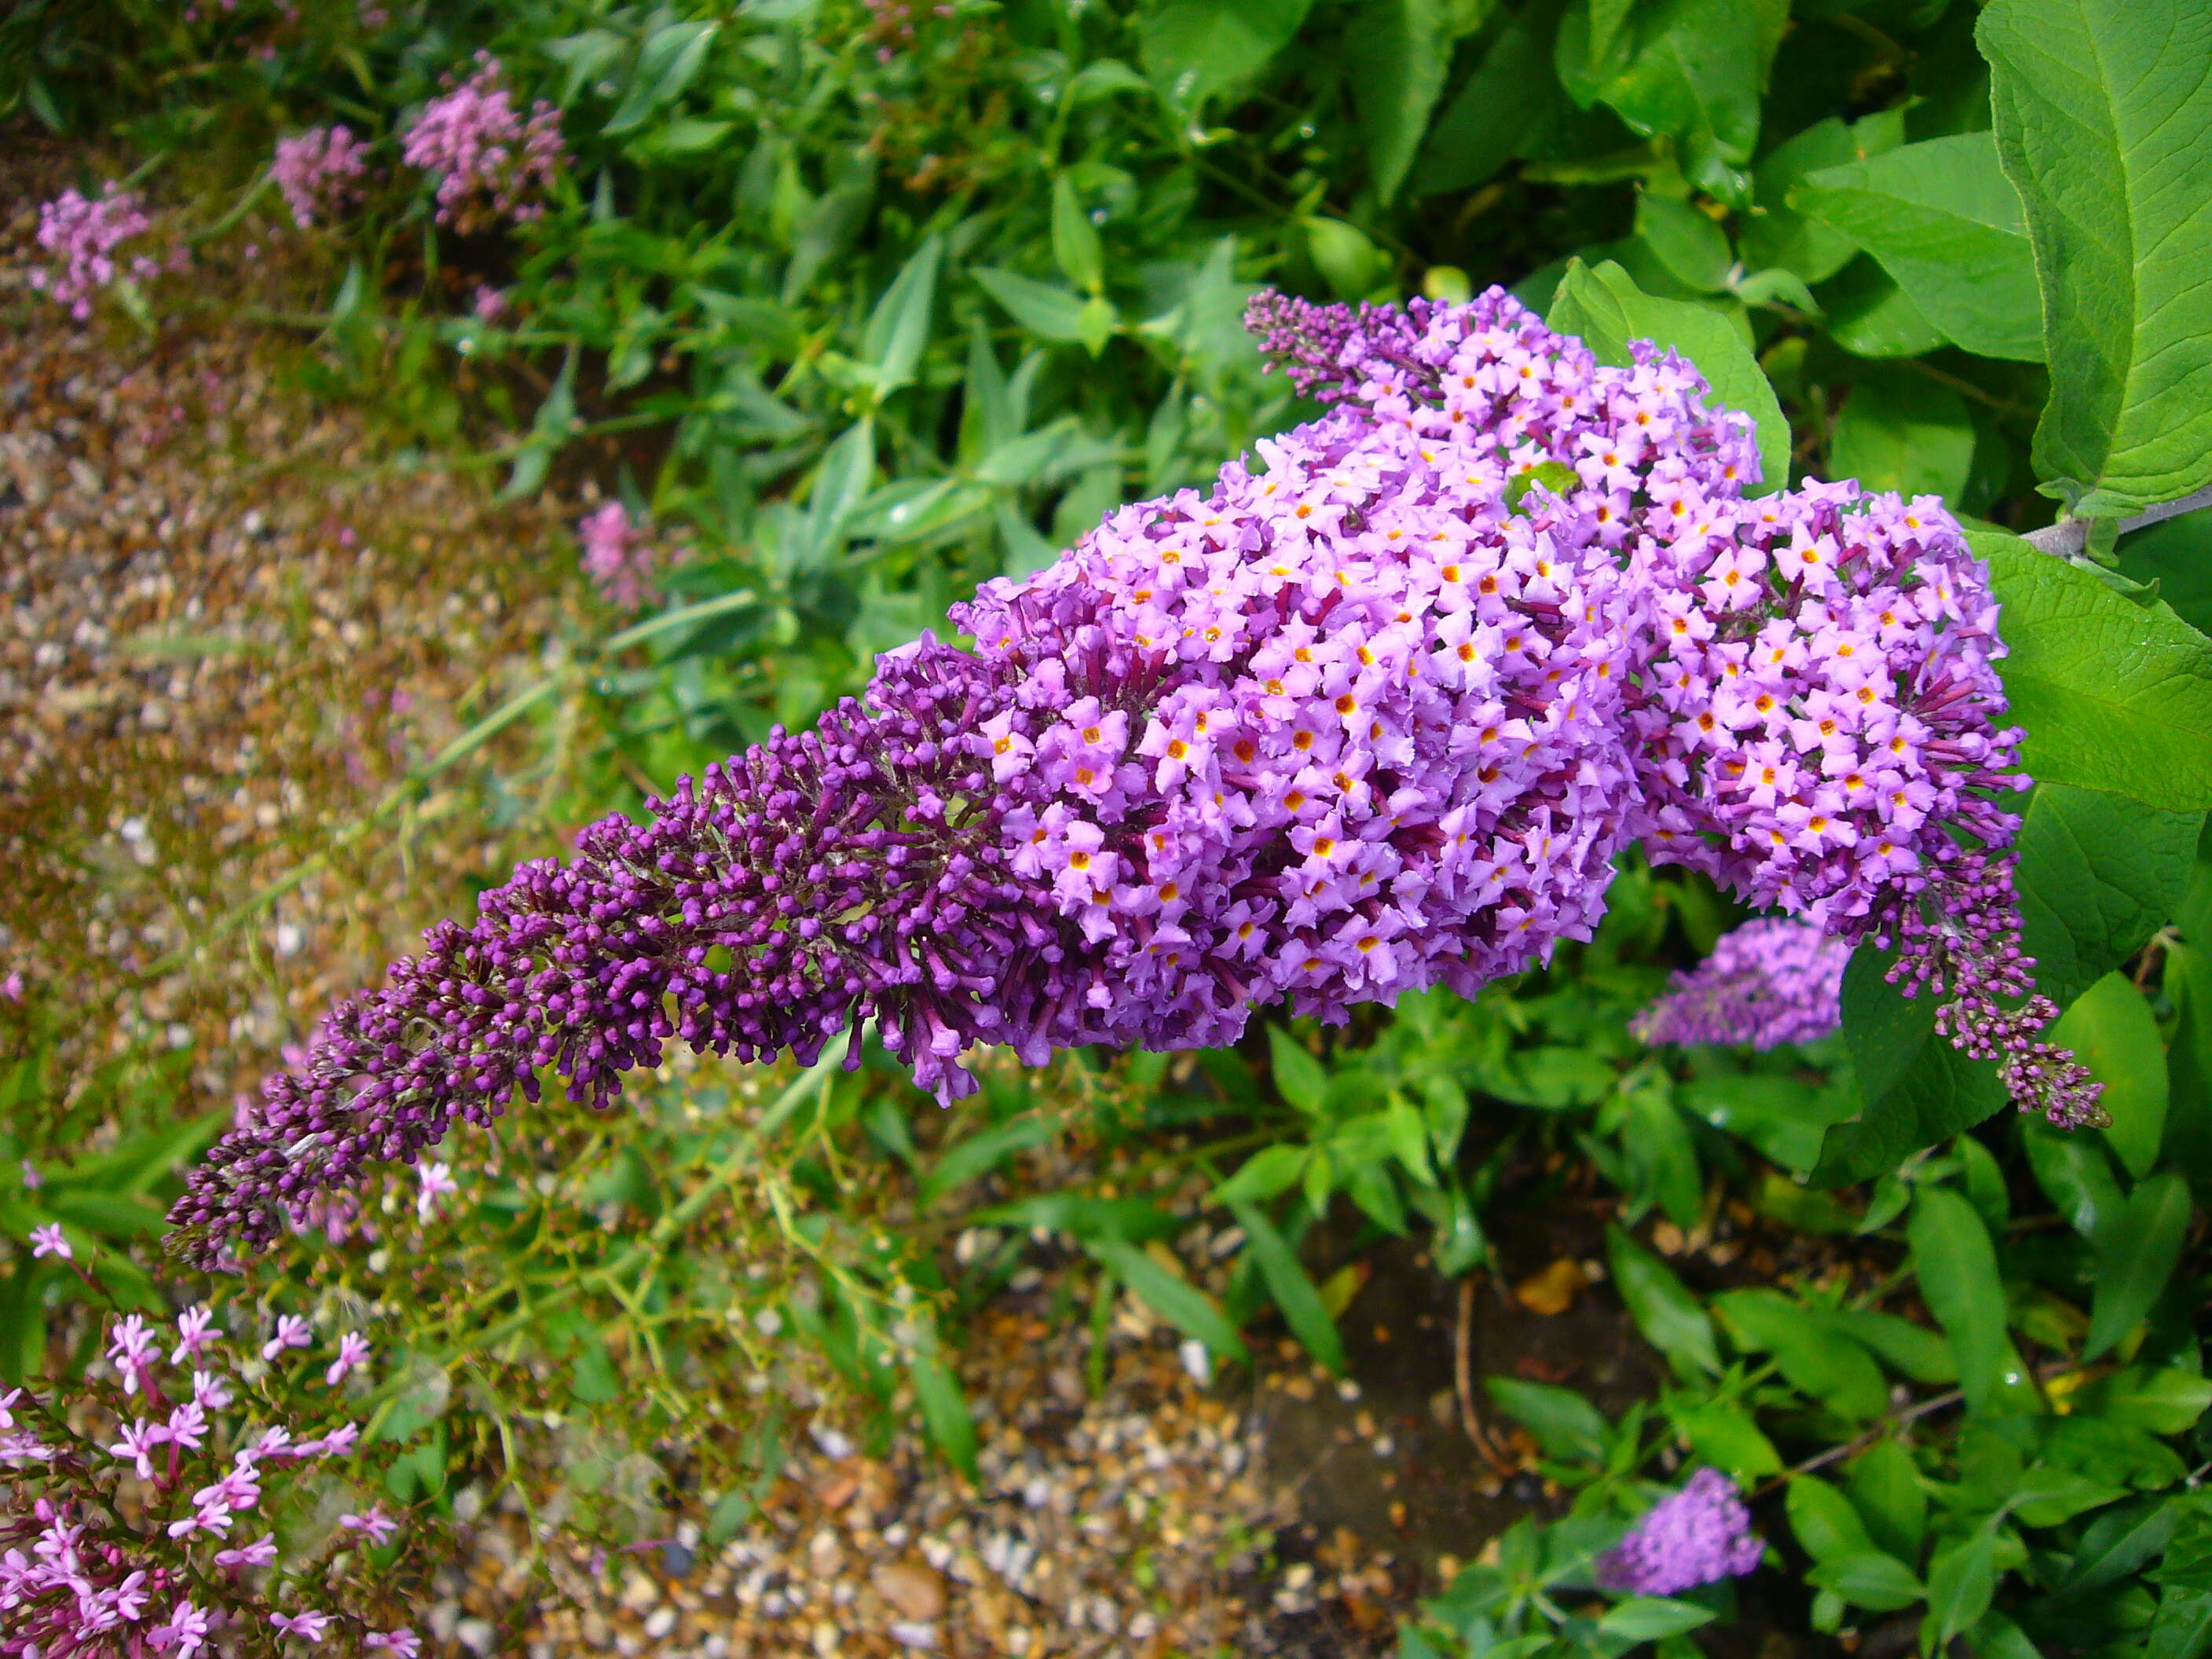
1982, 0, 2212, 516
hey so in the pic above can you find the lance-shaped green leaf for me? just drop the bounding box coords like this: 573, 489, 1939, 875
1979, 0, 2212, 517
861, 236, 942, 399
2085, 1170, 2191, 1359
1349, 0, 1449, 204
1139, 0, 1317, 113
2050, 973, 2170, 1179
1793, 134, 2044, 362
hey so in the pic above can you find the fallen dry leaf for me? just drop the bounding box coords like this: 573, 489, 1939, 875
1512, 1257, 1588, 1316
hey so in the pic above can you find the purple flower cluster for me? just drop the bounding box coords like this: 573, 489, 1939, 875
578, 501, 660, 610
28, 186, 157, 320
401, 53, 563, 234
1631, 917, 1850, 1049
273, 125, 371, 229
2, 1305, 406, 1657
1596, 1468, 1764, 1595
169, 286, 2099, 1262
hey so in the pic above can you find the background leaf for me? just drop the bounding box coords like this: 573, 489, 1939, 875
1826, 365, 1975, 502
2049, 973, 2170, 1180
2085, 1170, 2191, 1359
1139, 0, 1317, 112
1350, 0, 1451, 204
1793, 134, 2044, 362
1980, 0, 2212, 516
1981, 536, 2212, 812
2015, 784, 2204, 1013
1906, 1188, 2015, 1413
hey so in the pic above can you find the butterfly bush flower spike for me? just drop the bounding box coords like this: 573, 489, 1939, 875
1598, 1468, 1764, 1596
168, 287, 2098, 1265
1632, 917, 1850, 1049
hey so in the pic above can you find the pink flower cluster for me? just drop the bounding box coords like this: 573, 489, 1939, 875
401, 53, 564, 234
273, 125, 371, 229
28, 187, 161, 320
1, 1305, 408, 1657
578, 501, 661, 609
1631, 917, 1851, 1049
1598, 1468, 1763, 1595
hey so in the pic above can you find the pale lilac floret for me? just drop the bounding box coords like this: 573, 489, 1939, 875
272, 126, 371, 228
1632, 917, 1850, 1049
1597, 1468, 1764, 1595
28, 1223, 70, 1260
260, 1316, 311, 1361
401, 53, 564, 233
324, 1332, 371, 1386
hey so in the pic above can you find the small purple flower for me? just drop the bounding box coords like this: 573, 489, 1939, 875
171, 1305, 221, 1366
577, 501, 660, 610
261, 1316, 312, 1362
1597, 1468, 1764, 1596
415, 1161, 459, 1220
364, 1632, 420, 1658
401, 53, 564, 233
1632, 917, 1851, 1049
28, 1222, 70, 1260
29, 185, 155, 320
2, 970, 24, 1001
472, 283, 507, 322
108, 1315, 160, 1393
216, 1532, 280, 1570
324, 1331, 371, 1387
273, 125, 371, 229
339, 1504, 398, 1545
272, 1608, 331, 1640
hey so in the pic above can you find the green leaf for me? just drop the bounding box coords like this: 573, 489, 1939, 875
1671, 1397, 1781, 1478
1827, 366, 1975, 504
1268, 1027, 1328, 1115
1635, 193, 1731, 292
2148, 1496, 2212, 1659
1086, 1236, 1248, 1363
1139, 0, 1317, 112
2016, 784, 2205, 1014
1049, 176, 1104, 295
1906, 1188, 2013, 1413
1606, 1224, 1720, 1377
1546, 258, 1788, 493
2086, 1170, 2191, 1360
1716, 1289, 1887, 1419
1210, 1144, 1307, 1206
972, 268, 1091, 342
910, 1348, 980, 1479
1819, 943, 2006, 1185
917, 1114, 1053, 1206
1597, 1598, 1716, 1641
604, 20, 719, 135
1981, 535, 2212, 811
2060, 1495, 2185, 1594
1562, 0, 1768, 203
2051, 974, 2171, 1180
1805, 1550, 1926, 1613
1349, 0, 1450, 203
1793, 133, 2044, 362
968, 1193, 1182, 1243
1740, 112, 1906, 284
1818, 257, 1950, 360
1824, 1310, 1958, 1385
1788, 1476, 1875, 1562
2119, 513, 2212, 639
1922, 1525, 1998, 1652
1485, 1377, 1610, 1464
2078, 1366, 2212, 1434
2021, 1116, 2127, 1241
861, 236, 942, 398
1305, 218, 1388, 301
1847, 1441, 1928, 1563
1412, 5, 1559, 194
1229, 1199, 1348, 1375
1979, 0, 2212, 516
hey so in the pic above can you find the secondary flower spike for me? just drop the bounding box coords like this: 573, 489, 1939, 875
1597, 1467, 1764, 1596
170, 287, 2097, 1265
1631, 917, 1850, 1050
